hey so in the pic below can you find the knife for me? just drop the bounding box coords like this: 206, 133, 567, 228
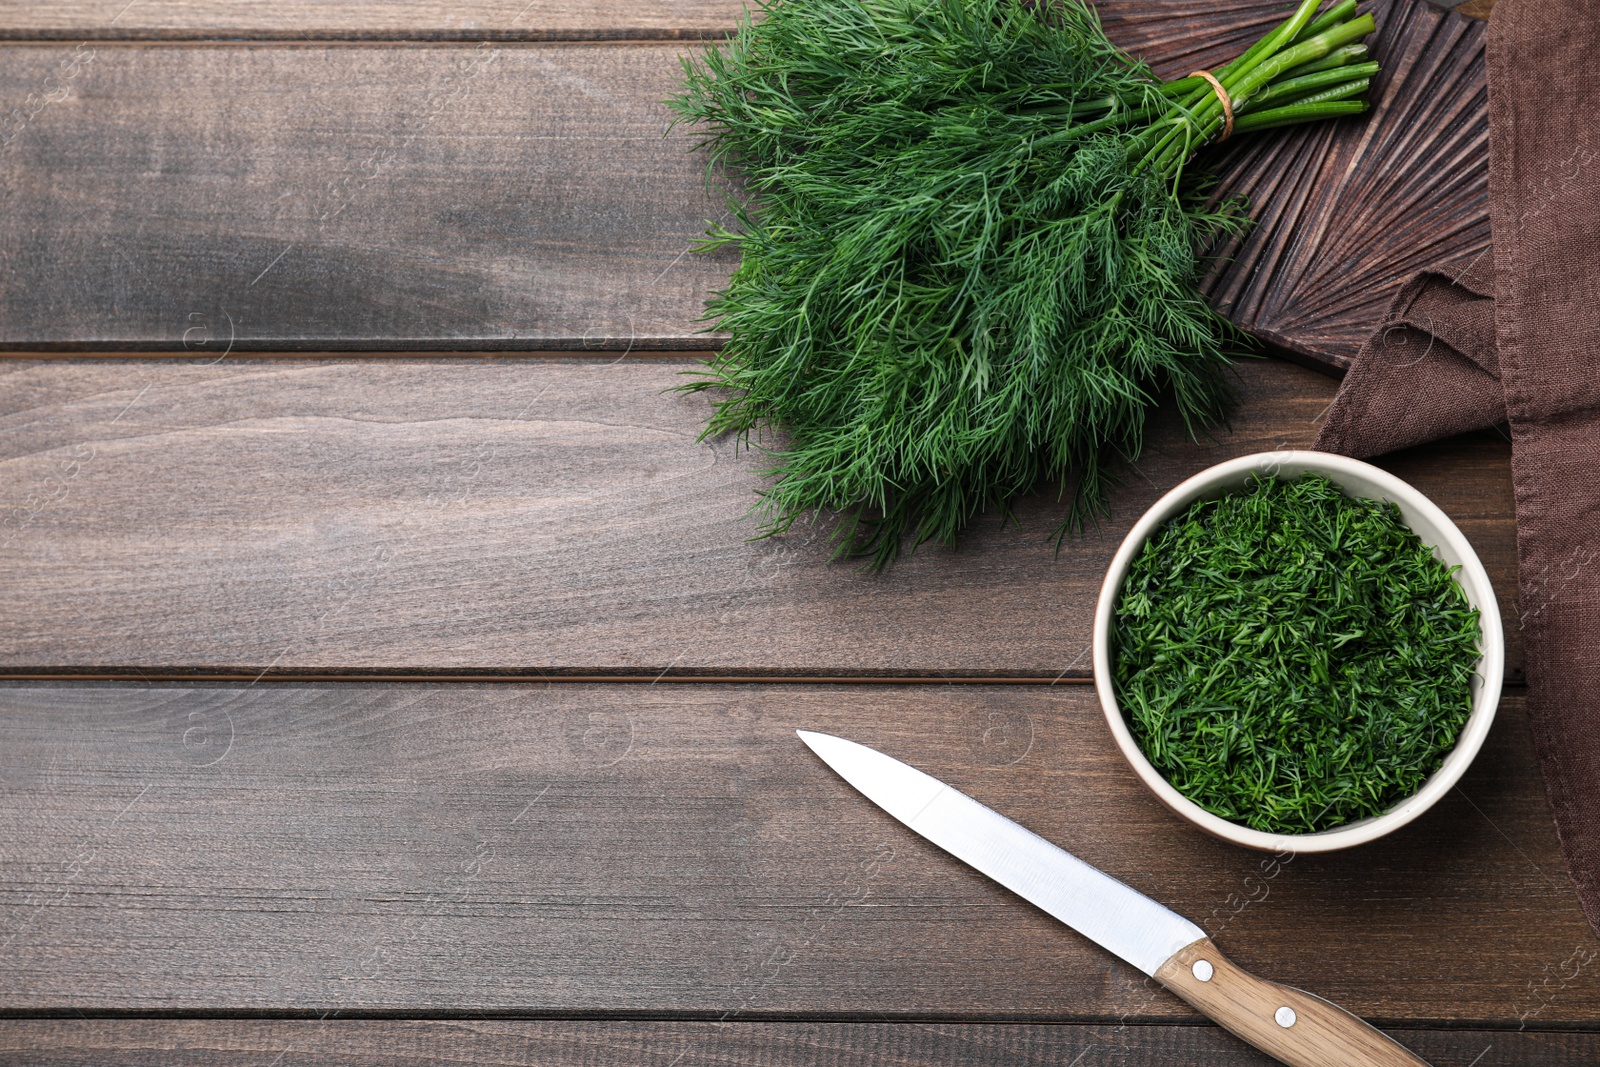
797, 730, 1432, 1067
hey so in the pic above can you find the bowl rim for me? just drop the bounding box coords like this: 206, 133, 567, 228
1091, 450, 1505, 853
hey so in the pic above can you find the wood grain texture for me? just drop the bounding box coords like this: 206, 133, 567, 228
0, 357, 1518, 679
0, 1, 1491, 369
0, 0, 1504, 40
0, 682, 1591, 1022
0, 44, 731, 351
0, 0, 1500, 40
0, 1, 741, 40
0, 1019, 1580, 1067
1193, 0, 1491, 372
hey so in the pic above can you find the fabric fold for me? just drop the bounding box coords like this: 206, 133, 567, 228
1314, 0, 1600, 937
1315, 263, 1503, 459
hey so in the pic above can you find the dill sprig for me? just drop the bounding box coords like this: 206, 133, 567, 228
673, 0, 1379, 566
1112, 474, 1482, 835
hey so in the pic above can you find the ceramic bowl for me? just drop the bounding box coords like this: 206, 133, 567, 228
1092, 450, 1504, 853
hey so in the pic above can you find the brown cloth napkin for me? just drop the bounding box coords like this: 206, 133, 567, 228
1315, 0, 1600, 935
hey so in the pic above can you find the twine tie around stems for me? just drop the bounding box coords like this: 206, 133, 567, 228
1190, 70, 1234, 141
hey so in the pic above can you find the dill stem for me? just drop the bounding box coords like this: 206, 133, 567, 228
1281, 43, 1369, 79
1247, 62, 1380, 109
1027, 101, 1161, 151
1134, 8, 1378, 181
1138, 0, 1325, 160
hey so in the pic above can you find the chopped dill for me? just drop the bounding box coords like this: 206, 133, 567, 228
1112, 474, 1482, 835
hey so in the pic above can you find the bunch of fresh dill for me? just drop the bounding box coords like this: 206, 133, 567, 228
673, 0, 1379, 566
1112, 474, 1481, 835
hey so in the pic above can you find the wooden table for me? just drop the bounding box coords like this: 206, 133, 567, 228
5, 1, 1597, 1064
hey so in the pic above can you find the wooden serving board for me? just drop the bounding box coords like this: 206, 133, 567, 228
1101, 0, 1491, 373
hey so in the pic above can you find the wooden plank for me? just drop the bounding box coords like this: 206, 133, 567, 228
0, 682, 1590, 1023
0, 44, 729, 351
0, 2, 739, 40
0, 357, 1519, 679
0, 0, 1498, 40
0, 1019, 1583, 1066
0, 5, 1493, 368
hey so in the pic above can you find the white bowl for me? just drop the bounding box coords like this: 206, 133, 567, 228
1092, 450, 1504, 853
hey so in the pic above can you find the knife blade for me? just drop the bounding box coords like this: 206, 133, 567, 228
797, 730, 1433, 1067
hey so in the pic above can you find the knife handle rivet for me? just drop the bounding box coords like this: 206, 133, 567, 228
1191, 959, 1214, 982
1274, 1006, 1297, 1028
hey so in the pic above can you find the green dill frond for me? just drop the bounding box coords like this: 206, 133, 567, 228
673, 0, 1373, 567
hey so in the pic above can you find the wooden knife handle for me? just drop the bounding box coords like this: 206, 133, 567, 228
1153, 938, 1433, 1067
